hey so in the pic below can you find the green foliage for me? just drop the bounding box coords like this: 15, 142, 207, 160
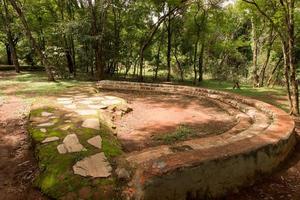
0, 0, 299, 91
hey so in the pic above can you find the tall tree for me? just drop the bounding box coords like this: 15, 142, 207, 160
0, 0, 20, 73
242, 0, 299, 115
8, 0, 55, 81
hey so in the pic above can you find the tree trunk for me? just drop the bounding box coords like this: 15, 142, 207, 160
174, 47, 184, 82
88, 0, 104, 80
287, 0, 299, 115
198, 43, 204, 82
8, 0, 55, 81
9, 36, 20, 73
251, 17, 259, 87
267, 55, 283, 86
282, 43, 294, 114
155, 42, 161, 80
193, 39, 198, 84
138, 6, 180, 81
5, 43, 13, 65
260, 29, 275, 87
167, 7, 172, 81
1, 0, 20, 72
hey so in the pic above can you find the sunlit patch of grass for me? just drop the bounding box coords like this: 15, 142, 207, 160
0, 72, 90, 97
198, 80, 289, 112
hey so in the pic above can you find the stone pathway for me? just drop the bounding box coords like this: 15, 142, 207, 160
34, 93, 131, 180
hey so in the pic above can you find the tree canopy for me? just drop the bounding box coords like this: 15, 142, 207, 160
0, 0, 299, 114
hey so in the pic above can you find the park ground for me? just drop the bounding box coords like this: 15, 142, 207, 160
0, 71, 300, 200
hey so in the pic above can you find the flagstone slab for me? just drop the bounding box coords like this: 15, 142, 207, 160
64, 104, 77, 109
40, 128, 47, 133
104, 96, 119, 100
57, 134, 85, 154
87, 136, 102, 149
57, 144, 67, 154
42, 137, 60, 144
57, 98, 73, 101
101, 99, 123, 106
41, 112, 53, 117
73, 153, 112, 178
79, 100, 94, 105
87, 104, 108, 109
60, 124, 72, 131
88, 97, 105, 101
75, 110, 98, 116
58, 100, 73, 105
38, 122, 55, 127
82, 119, 100, 130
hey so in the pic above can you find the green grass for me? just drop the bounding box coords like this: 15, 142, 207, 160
154, 125, 197, 144
0, 72, 90, 97
198, 80, 288, 112
29, 107, 122, 199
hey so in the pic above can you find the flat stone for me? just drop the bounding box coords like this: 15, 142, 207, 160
64, 104, 77, 109
82, 119, 100, 130
37, 122, 55, 127
101, 99, 123, 106
74, 95, 88, 99
88, 97, 105, 101
79, 100, 94, 105
58, 100, 73, 105
87, 136, 102, 149
60, 124, 72, 131
57, 97, 72, 101
57, 144, 67, 154
40, 128, 47, 133
42, 137, 59, 144
88, 104, 108, 109
73, 153, 112, 178
75, 110, 98, 116
41, 112, 53, 117
57, 134, 85, 154
104, 96, 119, 100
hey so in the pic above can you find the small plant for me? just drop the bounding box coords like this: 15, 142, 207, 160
154, 124, 197, 144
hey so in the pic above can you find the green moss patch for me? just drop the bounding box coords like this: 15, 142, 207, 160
29, 107, 123, 199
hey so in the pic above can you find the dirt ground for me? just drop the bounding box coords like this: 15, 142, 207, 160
107, 90, 237, 152
0, 96, 46, 200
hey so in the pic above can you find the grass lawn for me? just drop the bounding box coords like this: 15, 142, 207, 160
198, 80, 289, 112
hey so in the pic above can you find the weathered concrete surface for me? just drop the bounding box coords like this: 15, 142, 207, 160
97, 81, 296, 200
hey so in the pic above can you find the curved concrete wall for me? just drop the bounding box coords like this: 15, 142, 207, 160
97, 80, 296, 200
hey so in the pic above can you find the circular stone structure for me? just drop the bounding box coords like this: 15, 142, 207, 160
97, 80, 296, 200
